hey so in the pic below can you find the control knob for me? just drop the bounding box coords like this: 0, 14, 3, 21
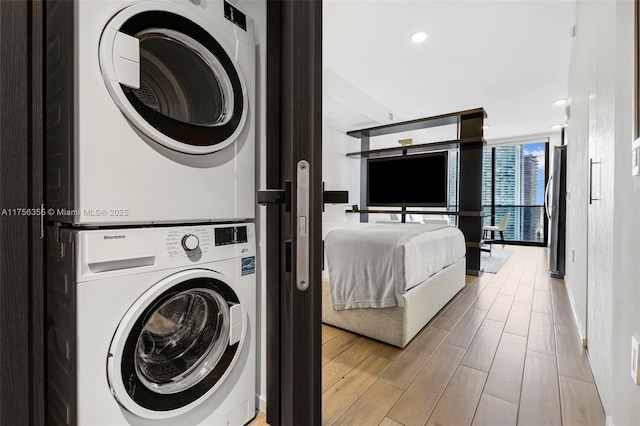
182, 234, 200, 251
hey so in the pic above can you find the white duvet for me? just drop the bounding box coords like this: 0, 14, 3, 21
325, 223, 465, 310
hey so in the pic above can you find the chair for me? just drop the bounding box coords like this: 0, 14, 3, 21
483, 212, 510, 247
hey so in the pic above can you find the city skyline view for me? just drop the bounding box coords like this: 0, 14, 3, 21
523, 142, 546, 205
446, 141, 547, 243
451, 141, 547, 243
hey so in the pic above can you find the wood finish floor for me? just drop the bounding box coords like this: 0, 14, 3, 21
251, 245, 606, 426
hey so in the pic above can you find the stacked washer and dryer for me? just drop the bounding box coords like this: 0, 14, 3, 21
46, 0, 257, 425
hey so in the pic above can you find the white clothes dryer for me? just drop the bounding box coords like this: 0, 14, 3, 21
46, 223, 257, 425
46, 0, 256, 225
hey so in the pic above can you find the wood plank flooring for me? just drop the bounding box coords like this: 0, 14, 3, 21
250, 245, 605, 426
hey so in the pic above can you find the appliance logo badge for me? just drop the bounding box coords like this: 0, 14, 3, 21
241, 256, 255, 276
103, 235, 125, 240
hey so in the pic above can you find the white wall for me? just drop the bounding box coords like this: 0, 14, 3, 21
236, 0, 267, 412
322, 123, 360, 223
565, 0, 589, 335
565, 1, 640, 424
322, 69, 396, 224
611, 0, 640, 422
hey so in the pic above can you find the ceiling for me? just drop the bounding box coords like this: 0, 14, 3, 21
323, 0, 576, 141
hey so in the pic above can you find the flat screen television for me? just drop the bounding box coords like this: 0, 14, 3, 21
366, 151, 449, 207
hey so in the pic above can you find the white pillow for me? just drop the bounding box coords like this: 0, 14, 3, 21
422, 215, 450, 225
408, 214, 424, 223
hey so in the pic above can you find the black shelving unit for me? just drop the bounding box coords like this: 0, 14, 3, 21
346, 107, 487, 275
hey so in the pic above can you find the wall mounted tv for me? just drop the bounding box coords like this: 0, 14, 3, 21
366, 151, 449, 207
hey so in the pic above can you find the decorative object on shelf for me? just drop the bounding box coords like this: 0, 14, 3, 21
398, 138, 413, 146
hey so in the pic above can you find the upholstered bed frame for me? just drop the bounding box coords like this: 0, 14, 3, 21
322, 257, 466, 348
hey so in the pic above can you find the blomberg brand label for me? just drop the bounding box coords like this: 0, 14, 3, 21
103, 235, 125, 240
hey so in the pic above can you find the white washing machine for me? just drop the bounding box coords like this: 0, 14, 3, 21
47, 223, 257, 425
46, 0, 256, 225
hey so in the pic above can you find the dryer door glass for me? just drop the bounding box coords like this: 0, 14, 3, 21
102, 11, 247, 153
130, 29, 233, 128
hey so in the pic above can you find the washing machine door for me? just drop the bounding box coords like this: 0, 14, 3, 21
107, 269, 246, 419
99, 3, 248, 155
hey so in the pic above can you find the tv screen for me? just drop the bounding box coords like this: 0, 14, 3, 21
367, 152, 449, 207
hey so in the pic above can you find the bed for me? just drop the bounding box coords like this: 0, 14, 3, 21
323, 222, 466, 348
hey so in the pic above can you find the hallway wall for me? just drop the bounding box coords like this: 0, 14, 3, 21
565, 1, 640, 424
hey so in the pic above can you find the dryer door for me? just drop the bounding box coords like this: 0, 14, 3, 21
107, 269, 246, 419
99, 4, 248, 155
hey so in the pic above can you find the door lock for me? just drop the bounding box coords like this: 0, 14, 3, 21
257, 161, 311, 292
296, 160, 310, 291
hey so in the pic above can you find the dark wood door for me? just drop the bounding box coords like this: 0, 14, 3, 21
0, 1, 45, 424
264, 1, 322, 425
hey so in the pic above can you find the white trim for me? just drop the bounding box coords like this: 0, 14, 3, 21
257, 394, 267, 413
565, 281, 587, 344
606, 415, 615, 426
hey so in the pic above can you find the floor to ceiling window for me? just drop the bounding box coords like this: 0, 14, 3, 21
482, 141, 549, 246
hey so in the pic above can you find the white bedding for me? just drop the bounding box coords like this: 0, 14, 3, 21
325, 223, 465, 310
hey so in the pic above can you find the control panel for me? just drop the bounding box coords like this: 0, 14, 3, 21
215, 226, 248, 246
76, 224, 256, 280
166, 227, 210, 259
164, 226, 250, 259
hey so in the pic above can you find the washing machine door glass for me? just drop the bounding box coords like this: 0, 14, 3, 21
100, 10, 248, 154
108, 272, 245, 418
135, 288, 230, 394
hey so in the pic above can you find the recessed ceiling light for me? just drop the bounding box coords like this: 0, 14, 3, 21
553, 98, 568, 106
482, 125, 490, 130
411, 31, 428, 43
551, 124, 565, 130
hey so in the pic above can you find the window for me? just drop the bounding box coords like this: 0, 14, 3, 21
482, 141, 549, 245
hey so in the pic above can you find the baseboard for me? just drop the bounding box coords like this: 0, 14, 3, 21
564, 282, 587, 344
257, 394, 267, 413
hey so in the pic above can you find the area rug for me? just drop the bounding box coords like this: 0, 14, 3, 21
481, 248, 513, 273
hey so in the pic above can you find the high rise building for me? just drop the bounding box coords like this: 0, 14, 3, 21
522, 154, 540, 241
523, 154, 538, 205
451, 143, 543, 242
483, 145, 523, 240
